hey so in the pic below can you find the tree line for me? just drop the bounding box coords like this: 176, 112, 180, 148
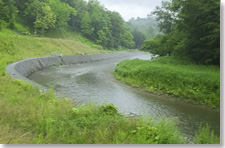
0, 0, 134, 49
141, 0, 220, 66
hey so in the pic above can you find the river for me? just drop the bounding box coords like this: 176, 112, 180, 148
28, 52, 220, 139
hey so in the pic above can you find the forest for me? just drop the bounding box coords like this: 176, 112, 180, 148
0, 0, 136, 49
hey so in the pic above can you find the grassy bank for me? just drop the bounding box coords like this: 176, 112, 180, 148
0, 30, 220, 144
0, 77, 219, 144
0, 29, 105, 75
114, 56, 220, 108
0, 78, 185, 144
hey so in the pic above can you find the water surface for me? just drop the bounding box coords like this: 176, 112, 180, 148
28, 52, 220, 138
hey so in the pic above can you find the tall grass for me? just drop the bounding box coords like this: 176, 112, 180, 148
114, 56, 220, 108
193, 124, 220, 144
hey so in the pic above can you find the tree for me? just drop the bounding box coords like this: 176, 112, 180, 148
46, 0, 76, 28
141, 35, 167, 56
87, 0, 106, 40
150, 0, 220, 65
96, 27, 110, 48
65, 0, 88, 30
120, 25, 134, 48
177, 0, 220, 65
24, 0, 44, 28
81, 11, 93, 37
1, 0, 18, 28
33, 3, 56, 34
0, 0, 8, 28
14, 0, 29, 15
132, 28, 146, 49
108, 12, 123, 48
152, 0, 179, 34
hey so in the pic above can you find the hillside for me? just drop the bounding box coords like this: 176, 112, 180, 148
0, 0, 134, 50
0, 29, 106, 75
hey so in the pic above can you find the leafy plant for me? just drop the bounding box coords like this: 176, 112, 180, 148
131, 126, 159, 142
100, 104, 118, 115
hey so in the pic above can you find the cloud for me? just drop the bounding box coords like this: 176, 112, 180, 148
97, 0, 163, 21
105, 4, 152, 21
99, 0, 161, 7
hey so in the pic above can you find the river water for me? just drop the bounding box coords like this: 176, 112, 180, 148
28, 52, 220, 139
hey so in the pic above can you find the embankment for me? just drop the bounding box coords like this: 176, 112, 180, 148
6, 52, 141, 89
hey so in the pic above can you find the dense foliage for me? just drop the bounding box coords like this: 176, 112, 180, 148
141, 0, 220, 65
0, 0, 134, 49
115, 56, 220, 108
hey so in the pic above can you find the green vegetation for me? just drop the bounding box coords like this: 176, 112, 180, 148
0, 28, 104, 75
0, 0, 135, 49
0, 77, 219, 144
142, 0, 220, 66
127, 17, 160, 49
0, 29, 219, 144
0, 0, 220, 144
0, 78, 184, 144
193, 124, 220, 144
114, 56, 220, 108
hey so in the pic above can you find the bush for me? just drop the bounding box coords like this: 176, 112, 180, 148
14, 23, 29, 35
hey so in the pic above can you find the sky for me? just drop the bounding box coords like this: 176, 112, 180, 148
95, 0, 164, 21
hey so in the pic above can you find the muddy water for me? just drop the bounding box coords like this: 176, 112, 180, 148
28, 53, 220, 138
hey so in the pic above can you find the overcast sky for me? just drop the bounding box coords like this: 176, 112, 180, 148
95, 0, 164, 21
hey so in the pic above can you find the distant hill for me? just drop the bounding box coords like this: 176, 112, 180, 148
127, 16, 160, 49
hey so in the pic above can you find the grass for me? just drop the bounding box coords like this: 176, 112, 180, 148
0, 78, 186, 144
0, 29, 220, 144
193, 124, 220, 144
0, 78, 219, 144
114, 56, 220, 108
0, 28, 105, 76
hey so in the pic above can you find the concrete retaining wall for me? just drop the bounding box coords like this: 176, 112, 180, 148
6, 52, 140, 89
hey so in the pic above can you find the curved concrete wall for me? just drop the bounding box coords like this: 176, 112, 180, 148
6, 52, 141, 89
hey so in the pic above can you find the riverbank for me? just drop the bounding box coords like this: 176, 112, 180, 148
0, 77, 220, 144
114, 56, 220, 108
0, 30, 220, 144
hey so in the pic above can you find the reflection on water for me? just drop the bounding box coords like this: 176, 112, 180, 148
28, 53, 220, 138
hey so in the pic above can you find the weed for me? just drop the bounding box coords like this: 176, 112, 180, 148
193, 124, 220, 144
100, 104, 118, 115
